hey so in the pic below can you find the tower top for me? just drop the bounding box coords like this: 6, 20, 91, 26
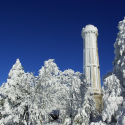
81, 24, 98, 38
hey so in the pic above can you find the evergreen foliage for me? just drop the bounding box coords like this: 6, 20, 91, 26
0, 16, 125, 125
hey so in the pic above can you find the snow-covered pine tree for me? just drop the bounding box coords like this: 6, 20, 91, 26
113, 17, 125, 98
97, 17, 125, 125
111, 16, 125, 125
35, 59, 65, 123
102, 72, 123, 124
0, 59, 38, 125
0, 58, 27, 124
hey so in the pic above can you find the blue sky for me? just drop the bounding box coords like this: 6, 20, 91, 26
0, 0, 125, 87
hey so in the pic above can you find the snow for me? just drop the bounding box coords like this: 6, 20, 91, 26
0, 16, 125, 125
0, 58, 86, 124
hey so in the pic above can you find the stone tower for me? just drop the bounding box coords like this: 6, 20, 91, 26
81, 24, 103, 113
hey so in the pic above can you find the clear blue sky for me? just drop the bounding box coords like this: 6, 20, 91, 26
0, 0, 125, 87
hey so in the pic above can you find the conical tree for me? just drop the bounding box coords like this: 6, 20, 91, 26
0, 58, 27, 124
112, 17, 125, 125
35, 59, 63, 123
113, 17, 125, 97
100, 17, 125, 125
0, 59, 38, 124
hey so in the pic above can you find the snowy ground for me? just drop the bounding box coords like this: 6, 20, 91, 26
43, 123, 63, 125
42, 120, 64, 125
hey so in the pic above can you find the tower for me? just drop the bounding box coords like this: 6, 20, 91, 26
81, 24, 103, 113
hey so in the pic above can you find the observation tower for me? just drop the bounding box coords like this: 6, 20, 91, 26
81, 24, 103, 113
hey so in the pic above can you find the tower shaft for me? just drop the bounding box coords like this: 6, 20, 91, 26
81, 25, 103, 113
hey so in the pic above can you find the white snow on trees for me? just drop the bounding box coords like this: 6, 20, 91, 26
102, 73, 123, 123
73, 87, 96, 125
0, 58, 92, 125
101, 17, 125, 125
113, 17, 125, 93
1, 17, 125, 125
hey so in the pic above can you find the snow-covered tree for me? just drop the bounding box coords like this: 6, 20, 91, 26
116, 100, 125, 125
58, 69, 85, 124
102, 72, 123, 124
0, 59, 27, 124
73, 86, 96, 125
63, 115, 71, 125
0, 59, 39, 125
98, 17, 125, 125
113, 17, 125, 98
111, 16, 125, 125
34, 59, 85, 124
0, 58, 96, 125
34, 59, 65, 123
